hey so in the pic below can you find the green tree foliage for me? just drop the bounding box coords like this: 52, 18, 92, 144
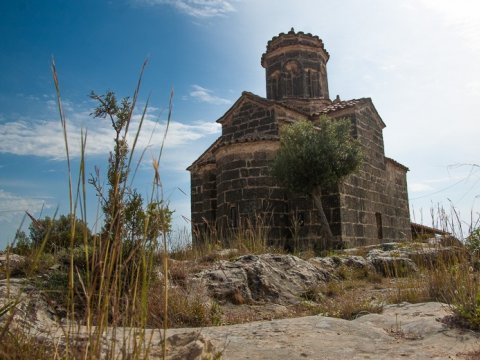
124, 192, 173, 244
124, 190, 146, 243
145, 201, 173, 242
10, 230, 32, 255
28, 215, 91, 253
271, 116, 362, 248
89, 91, 132, 239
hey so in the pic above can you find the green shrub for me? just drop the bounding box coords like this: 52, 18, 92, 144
10, 230, 32, 256
29, 215, 92, 253
466, 228, 480, 257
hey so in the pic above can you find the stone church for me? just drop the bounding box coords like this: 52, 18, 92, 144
188, 29, 411, 249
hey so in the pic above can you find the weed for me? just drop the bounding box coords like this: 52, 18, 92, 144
147, 280, 222, 328
387, 276, 429, 304
0, 329, 54, 360
315, 294, 383, 320
466, 228, 480, 258
300, 284, 325, 302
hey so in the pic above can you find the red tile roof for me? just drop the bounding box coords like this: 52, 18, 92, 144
318, 99, 362, 114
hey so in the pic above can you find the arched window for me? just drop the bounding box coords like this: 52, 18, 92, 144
283, 60, 302, 97
268, 70, 280, 99
306, 69, 319, 98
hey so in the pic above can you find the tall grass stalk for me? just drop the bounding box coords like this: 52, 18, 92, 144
52, 58, 78, 354
151, 87, 174, 360
46, 60, 173, 358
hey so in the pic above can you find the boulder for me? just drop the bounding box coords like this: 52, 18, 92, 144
341, 255, 371, 269
363, 243, 465, 271
0, 278, 59, 336
366, 249, 418, 276
405, 246, 465, 267
163, 332, 218, 360
195, 254, 330, 305
308, 255, 342, 271
0, 253, 26, 278
309, 255, 374, 276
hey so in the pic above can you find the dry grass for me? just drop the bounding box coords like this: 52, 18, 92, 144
147, 279, 222, 328
1, 60, 174, 359
173, 217, 288, 263
0, 330, 55, 360
297, 278, 383, 320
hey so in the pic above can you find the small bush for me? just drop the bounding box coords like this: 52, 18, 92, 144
466, 228, 480, 257
9, 231, 32, 256
29, 215, 92, 253
445, 264, 480, 330
300, 284, 325, 302
12, 252, 56, 277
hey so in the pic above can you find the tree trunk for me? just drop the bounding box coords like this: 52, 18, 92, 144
311, 186, 334, 250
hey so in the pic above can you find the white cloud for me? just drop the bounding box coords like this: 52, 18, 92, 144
137, 0, 237, 17
0, 189, 52, 223
190, 85, 231, 105
0, 110, 220, 160
419, 0, 480, 55
409, 183, 434, 193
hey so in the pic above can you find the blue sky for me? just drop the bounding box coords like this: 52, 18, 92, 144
1, 0, 480, 248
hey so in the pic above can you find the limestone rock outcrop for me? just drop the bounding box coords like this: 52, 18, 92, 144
166, 302, 480, 359
195, 254, 331, 304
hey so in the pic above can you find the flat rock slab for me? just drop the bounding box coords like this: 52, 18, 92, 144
166, 302, 480, 359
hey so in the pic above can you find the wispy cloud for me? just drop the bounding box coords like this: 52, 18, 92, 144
189, 85, 231, 105
409, 183, 434, 193
0, 106, 220, 160
419, 0, 480, 55
409, 173, 472, 194
0, 189, 52, 222
137, 0, 237, 18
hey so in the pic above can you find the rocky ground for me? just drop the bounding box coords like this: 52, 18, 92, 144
164, 302, 480, 359
1, 239, 479, 359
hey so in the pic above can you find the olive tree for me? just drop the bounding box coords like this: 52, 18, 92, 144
271, 116, 362, 248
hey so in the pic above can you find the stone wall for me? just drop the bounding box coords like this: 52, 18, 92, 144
261, 30, 330, 101
332, 104, 411, 247
384, 159, 412, 241
215, 141, 282, 238
222, 100, 277, 142
190, 162, 217, 241
192, 99, 343, 249
191, 99, 411, 250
